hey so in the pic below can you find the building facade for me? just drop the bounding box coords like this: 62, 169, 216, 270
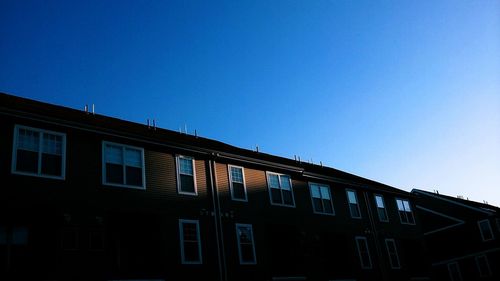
412, 189, 499, 281
0, 92, 431, 281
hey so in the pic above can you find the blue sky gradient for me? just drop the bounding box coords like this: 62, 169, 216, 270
1, 1, 499, 205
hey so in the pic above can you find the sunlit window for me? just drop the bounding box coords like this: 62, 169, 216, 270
309, 183, 334, 215
177, 156, 197, 195
12, 125, 66, 179
103, 142, 145, 188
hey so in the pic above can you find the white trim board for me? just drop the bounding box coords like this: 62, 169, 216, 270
415, 205, 465, 235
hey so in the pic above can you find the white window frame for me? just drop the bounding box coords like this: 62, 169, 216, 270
179, 219, 202, 264
385, 238, 401, 269
355, 236, 372, 269
11, 124, 67, 180
308, 182, 335, 216
102, 141, 146, 189
396, 198, 415, 225
235, 223, 257, 265
266, 172, 296, 208
477, 219, 494, 242
374, 194, 389, 222
447, 262, 463, 281
176, 155, 198, 195
228, 165, 248, 202
475, 255, 492, 277
346, 189, 362, 219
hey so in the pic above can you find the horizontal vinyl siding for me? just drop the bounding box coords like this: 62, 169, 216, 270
145, 150, 177, 200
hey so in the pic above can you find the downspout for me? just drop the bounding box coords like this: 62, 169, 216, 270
363, 192, 388, 281
208, 157, 227, 281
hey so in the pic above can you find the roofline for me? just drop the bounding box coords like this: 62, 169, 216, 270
0, 92, 410, 195
412, 189, 496, 215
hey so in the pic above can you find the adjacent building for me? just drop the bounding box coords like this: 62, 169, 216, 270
0, 92, 431, 281
412, 189, 499, 281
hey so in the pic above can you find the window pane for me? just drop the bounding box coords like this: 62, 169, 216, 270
230, 167, 243, 183
310, 185, 321, 198
238, 226, 252, 243
41, 153, 62, 176
320, 186, 331, 199
179, 157, 194, 175
347, 191, 357, 204
105, 145, 123, 164
183, 241, 200, 262
268, 174, 280, 189
232, 182, 246, 200
42, 133, 62, 155
125, 148, 142, 167
375, 196, 384, 208
313, 198, 323, 212
125, 166, 143, 186
378, 208, 388, 221
280, 175, 291, 190
16, 150, 38, 173
18, 129, 39, 151
350, 204, 360, 218
106, 163, 124, 184
396, 199, 404, 211
480, 221, 493, 240
282, 190, 293, 205
403, 200, 411, 212
270, 188, 282, 204
180, 174, 195, 193
183, 223, 198, 241
323, 199, 333, 214
240, 244, 255, 263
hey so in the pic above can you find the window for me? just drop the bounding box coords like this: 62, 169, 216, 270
478, 219, 494, 241
179, 219, 202, 264
475, 255, 492, 277
102, 142, 145, 188
309, 183, 334, 215
229, 165, 247, 201
355, 236, 372, 269
236, 223, 256, 264
177, 156, 197, 195
347, 190, 361, 218
385, 239, 401, 269
267, 172, 295, 207
374, 195, 388, 222
12, 125, 66, 179
447, 262, 463, 281
396, 198, 415, 224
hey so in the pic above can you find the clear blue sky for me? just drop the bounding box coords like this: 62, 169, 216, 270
1, 0, 499, 206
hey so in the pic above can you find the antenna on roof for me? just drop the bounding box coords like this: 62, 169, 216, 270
153, 119, 156, 130
184, 124, 187, 134
255, 145, 259, 153
320, 161, 323, 167
84, 104, 88, 113
194, 129, 197, 137
92, 104, 95, 115
483, 200, 489, 205
294, 155, 297, 161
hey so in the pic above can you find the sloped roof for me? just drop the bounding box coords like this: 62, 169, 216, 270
0, 91, 410, 195
412, 189, 499, 213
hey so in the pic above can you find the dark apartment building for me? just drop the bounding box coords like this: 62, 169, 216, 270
0, 92, 431, 281
412, 189, 499, 281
